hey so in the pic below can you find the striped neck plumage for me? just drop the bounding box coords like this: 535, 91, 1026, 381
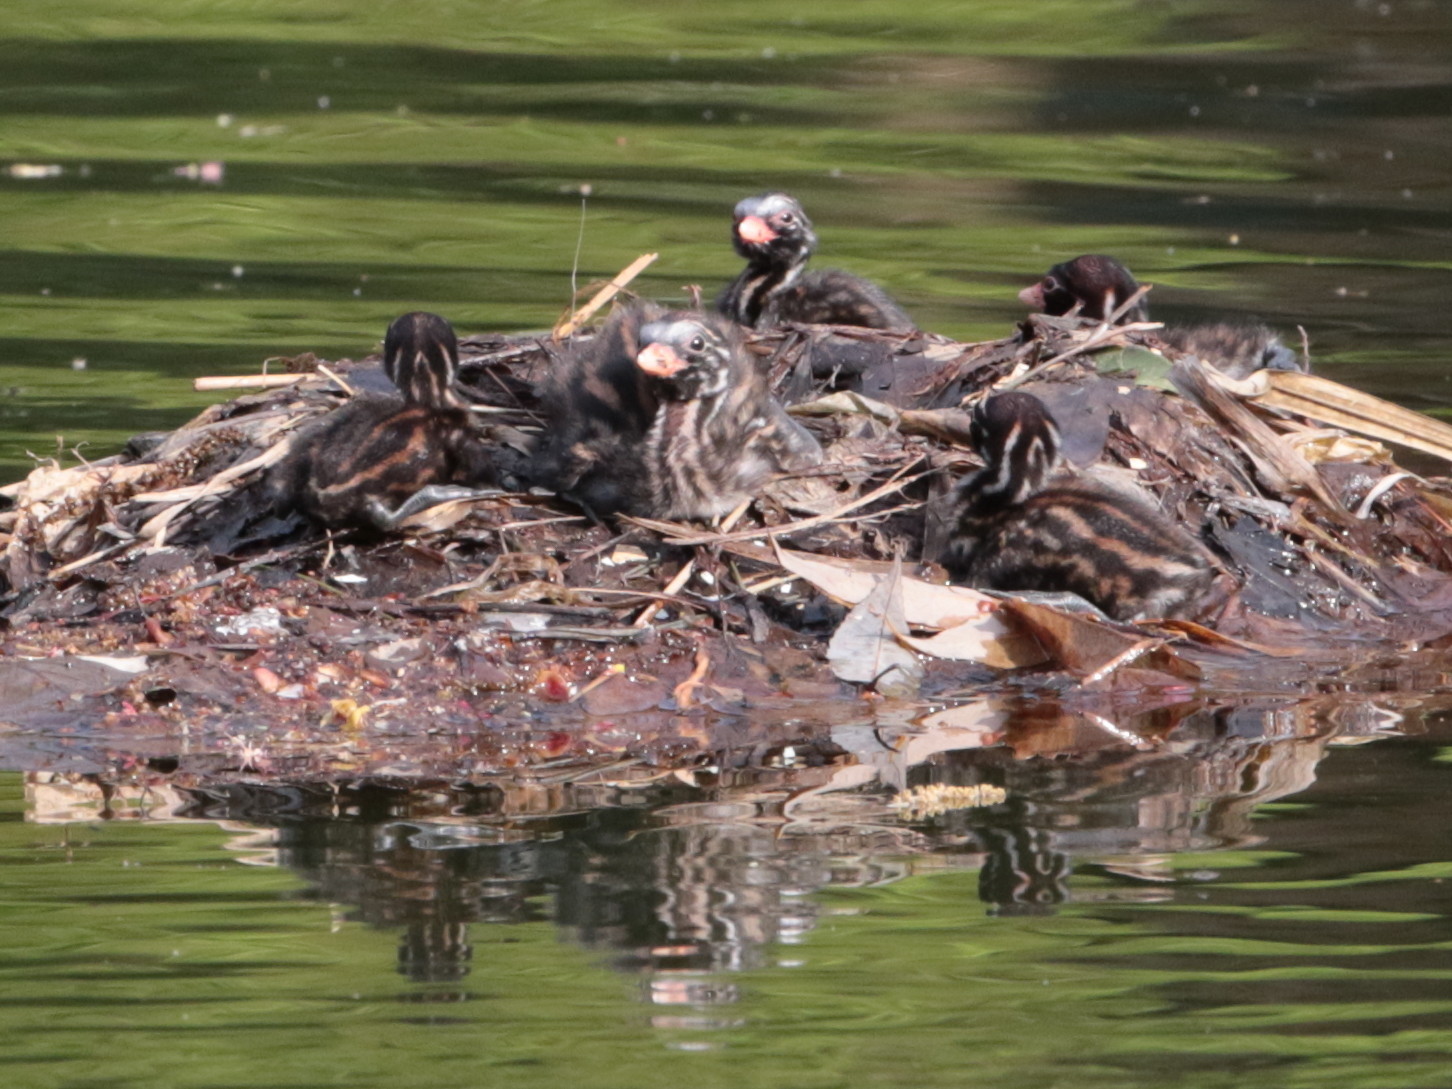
969, 395, 1062, 506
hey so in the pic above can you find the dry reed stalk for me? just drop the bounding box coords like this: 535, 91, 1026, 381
553, 252, 659, 340
193, 374, 308, 392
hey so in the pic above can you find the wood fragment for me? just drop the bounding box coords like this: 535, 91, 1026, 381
315, 364, 354, 397
193, 374, 308, 392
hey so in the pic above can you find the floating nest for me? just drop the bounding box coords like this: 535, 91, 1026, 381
3, 310, 1452, 785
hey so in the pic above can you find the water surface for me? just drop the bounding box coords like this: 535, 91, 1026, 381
2, 0, 1450, 476
5, 701, 1451, 1089
4, 3, 1452, 1086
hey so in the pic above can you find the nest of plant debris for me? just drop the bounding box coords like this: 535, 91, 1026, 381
2, 307, 1452, 781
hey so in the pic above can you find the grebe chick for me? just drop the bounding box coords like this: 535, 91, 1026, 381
534, 307, 821, 520
716, 192, 914, 332
279, 311, 495, 531
1019, 254, 1305, 379
943, 391, 1213, 621
1018, 254, 1147, 323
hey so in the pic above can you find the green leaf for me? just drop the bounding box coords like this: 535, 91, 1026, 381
1093, 346, 1176, 390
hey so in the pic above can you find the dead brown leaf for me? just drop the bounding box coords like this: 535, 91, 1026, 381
996, 598, 1201, 682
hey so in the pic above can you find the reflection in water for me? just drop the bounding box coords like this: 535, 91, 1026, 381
977, 824, 1071, 916
24, 695, 1401, 1000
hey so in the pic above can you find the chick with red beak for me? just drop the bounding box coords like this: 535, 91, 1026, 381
533, 307, 822, 520
1018, 254, 1145, 323
734, 212, 779, 247
716, 191, 913, 332
635, 340, 687, 379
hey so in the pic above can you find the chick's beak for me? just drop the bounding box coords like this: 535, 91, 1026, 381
735, 215, 777, 245
637, 342, 687, 377
1018, 282, 1047, 309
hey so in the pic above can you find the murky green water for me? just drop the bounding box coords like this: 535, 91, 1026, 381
3, 0, 1450, 478
5, 2, 1452, 1086
6, 703, 1452, 1089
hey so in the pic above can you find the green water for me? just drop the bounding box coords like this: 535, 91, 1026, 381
3, 0, 1450, 477
5, 710, 1452, 1089
5, 2, 1452, 1085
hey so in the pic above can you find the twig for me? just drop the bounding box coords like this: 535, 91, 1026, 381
1107, 283, 1155, 324
1079, 638, 1161, 685
625, 468, 930, 547
46, 540, 133, 581
1354, 472, 1416, 519
569, 586, 700, 609
629, 498, 751, 626
570, 184, 591, 304
672, 639, 712, 709
553, 252, 659, 340
632, 561, 697, 627
741, 572, 797, 594
515, 626, 662, 643
316, 364, 354, 397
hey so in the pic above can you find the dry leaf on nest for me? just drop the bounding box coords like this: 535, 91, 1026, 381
1174, 357, 1348, 514
396, 498, 481, 534
773, 544, 1042, 669
790, 389, 901, 424
995, 598, 1200, 682
1284, 429, 1394, 466
825, 556, 923, 697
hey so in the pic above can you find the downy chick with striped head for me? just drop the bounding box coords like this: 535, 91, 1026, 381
943, 391, 1213, 621
635, 312, 823, 518
280, 311, 496, 531
1018, 254, 1305, 380
535, 307, 822, 520
716, 192, 915, 332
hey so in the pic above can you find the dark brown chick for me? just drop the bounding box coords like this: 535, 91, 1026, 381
943, 391, 1213, 621
716, 192, 914, 332
529, 304, 663, 518
1019, 254, 1147, 323
1019, 254, 1305, 379
279, 311, 495, 531
534, 307, 822, 520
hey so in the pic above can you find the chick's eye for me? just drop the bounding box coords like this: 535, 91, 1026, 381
688, 336, 706, 352
1044, 276, 1061, 292
778, 212, 795, 224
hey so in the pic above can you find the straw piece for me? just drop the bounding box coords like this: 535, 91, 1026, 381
553, 253, 659, 340
194, 374, 307, 392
